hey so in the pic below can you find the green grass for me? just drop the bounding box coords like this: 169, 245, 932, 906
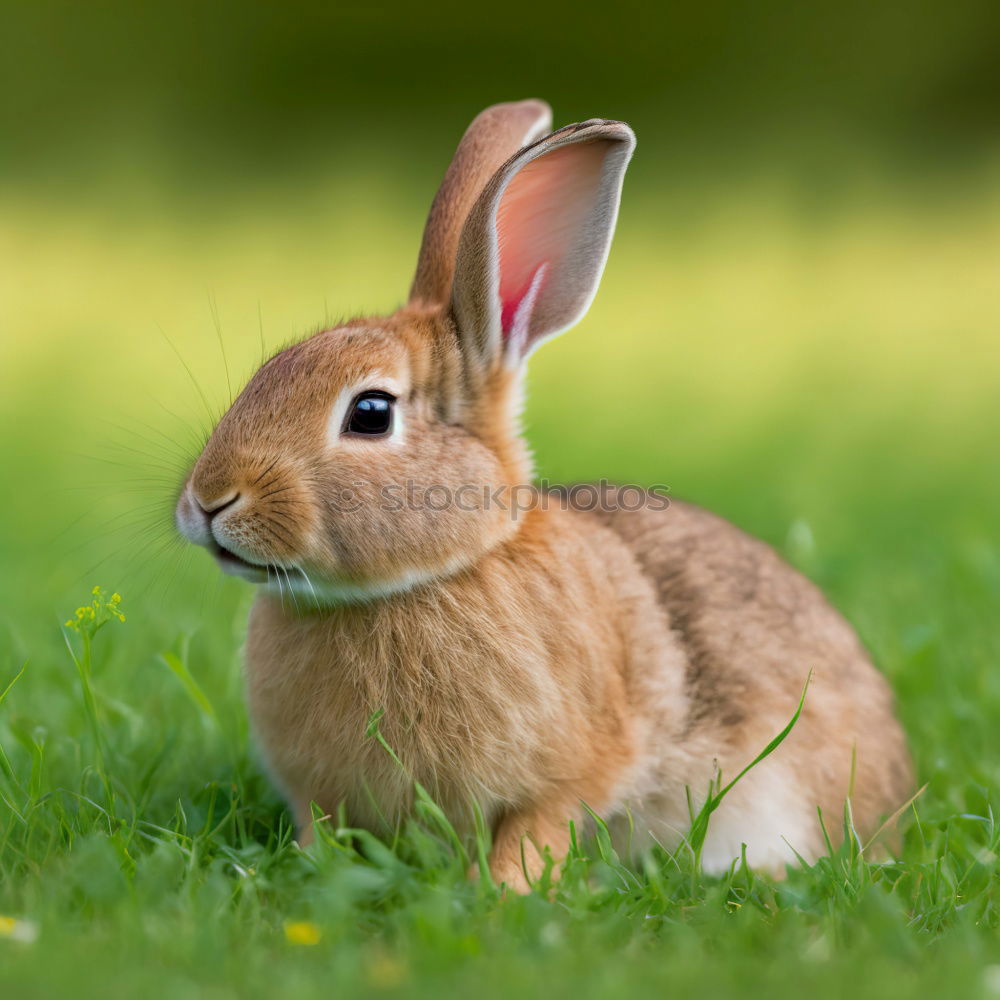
1, 170, 999, 998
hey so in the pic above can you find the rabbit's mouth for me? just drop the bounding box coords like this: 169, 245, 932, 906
210, 540, 270, 583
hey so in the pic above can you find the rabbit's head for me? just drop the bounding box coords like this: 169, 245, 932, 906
175, 100, 635, 602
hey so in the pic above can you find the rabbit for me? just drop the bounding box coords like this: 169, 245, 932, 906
175, 99, 913, 892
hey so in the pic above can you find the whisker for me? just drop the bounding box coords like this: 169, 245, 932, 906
258, 301, 268, 367
253, 476, 281, 494
99, 441, 188, 474
70, 451, 172, 474
208, 293, 234, 406
270, 565, 285, 606
153, 397, 210, 454
260, 515, 296, 549
64, 511, 172, 556
131, 414, 201, 457
99, 420, 193, 466
259, 486, 295, 501
68, 478, 180, 494
281, 565, 301, 614
77, 522, 179, 588
74, 504, 174, 546
50, 499, 167, 544
250, 458, 279, 488
157, 323, 218, 429
295, 566, 321, 611
119, 535, 187, 602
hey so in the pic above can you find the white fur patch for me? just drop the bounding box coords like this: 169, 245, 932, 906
261, 553, 473, 608
696, 769, 816, 874
614, 759, 818, 876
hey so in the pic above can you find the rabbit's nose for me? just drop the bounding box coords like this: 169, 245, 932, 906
195, 491, 241, 520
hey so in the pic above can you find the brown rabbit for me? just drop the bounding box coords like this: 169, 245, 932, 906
176, 99, 912, 891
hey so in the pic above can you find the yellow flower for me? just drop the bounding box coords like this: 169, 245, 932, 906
0, 915, 39, 944
284, 921, 321, 946
64, 587, 126, 637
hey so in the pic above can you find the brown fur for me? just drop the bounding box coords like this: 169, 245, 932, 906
176, 101, 912, 891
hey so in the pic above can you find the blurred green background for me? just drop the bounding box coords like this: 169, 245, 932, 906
2, 0, 998, 594
1, 2, 1000, 995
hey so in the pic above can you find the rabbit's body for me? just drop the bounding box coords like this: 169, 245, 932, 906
245, 498, 652, 844
580, 493, 911, 869
177, 100, 911, 890
245, 487, 910, 880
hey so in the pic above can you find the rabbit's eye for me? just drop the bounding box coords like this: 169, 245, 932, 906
345, 391, 394, 436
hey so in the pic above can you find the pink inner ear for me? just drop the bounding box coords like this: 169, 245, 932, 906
499, 268, 546, 336
495, 141, 608, 342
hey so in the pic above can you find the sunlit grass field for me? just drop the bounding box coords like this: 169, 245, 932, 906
1, 159, 999, 997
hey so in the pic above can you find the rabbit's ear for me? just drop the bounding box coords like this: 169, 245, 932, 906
409, 100, 553, 307
450, 119, 635, 370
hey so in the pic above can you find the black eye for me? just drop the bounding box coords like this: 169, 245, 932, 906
345, 391, 394, 436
